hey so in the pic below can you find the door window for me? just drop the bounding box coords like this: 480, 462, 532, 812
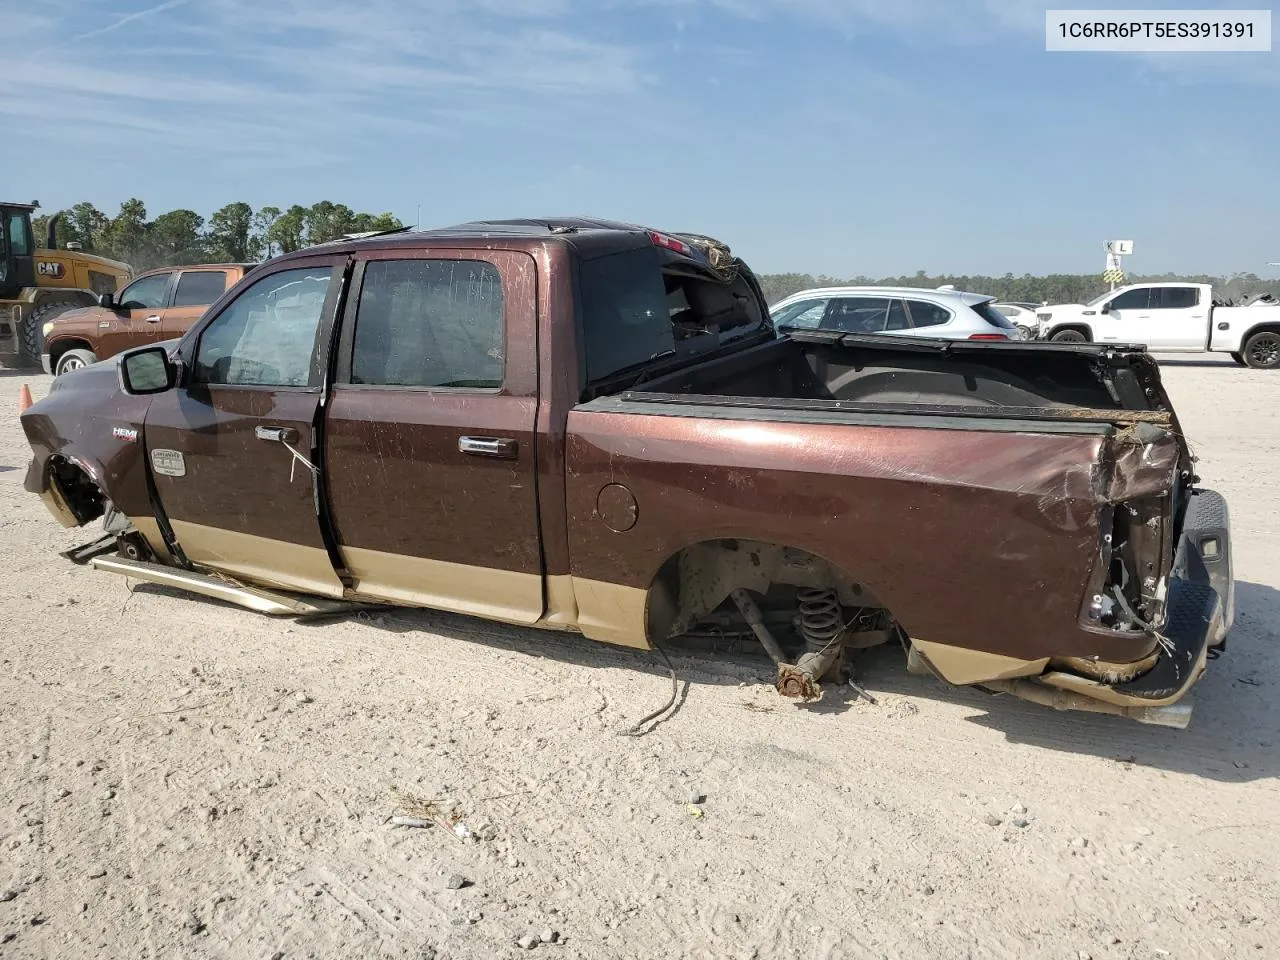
192, 266, 333, 387
823, 297, 891, 333
118, 273, 172, 310
1108, 288, 1150, 311
1152, 287, 1199, 309
173, 270, 229, 307
350, 259, 504, 388
771, 298, 829, 331
905, 300, 952, 328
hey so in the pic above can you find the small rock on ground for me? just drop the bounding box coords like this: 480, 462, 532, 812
445, 874, 470, 890
983, 814, 1002, 827
517, 933, 539, 949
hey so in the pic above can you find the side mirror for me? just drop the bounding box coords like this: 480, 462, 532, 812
118, 346, 176, 396
97, 292, 116, 309
1099, 302, 1112, 314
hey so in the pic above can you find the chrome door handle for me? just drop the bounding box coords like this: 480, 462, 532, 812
458, 436, 517, 459
144, 315, 162, 323
256, 425, 299, 444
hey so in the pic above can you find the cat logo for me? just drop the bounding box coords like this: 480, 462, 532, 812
36, 261, 66, 279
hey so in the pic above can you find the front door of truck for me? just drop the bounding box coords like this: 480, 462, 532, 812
143, 257, 347, 597
1098, 286, 1161, 347
323, 250, 544, 622
100, 272, 174, 358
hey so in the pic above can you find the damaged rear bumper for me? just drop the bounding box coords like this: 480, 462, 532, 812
987, 488, 1233, 726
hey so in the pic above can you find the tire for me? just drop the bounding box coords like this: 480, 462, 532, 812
1242, 330, 1280, 370
54, 348, 98, 376
21, 300, 82, 369
1050, 329, 1087, 343
1016, 324, 1035, 341
1230, 352, 1246, 366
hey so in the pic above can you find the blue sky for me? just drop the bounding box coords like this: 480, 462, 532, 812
7, 0, 1279, 276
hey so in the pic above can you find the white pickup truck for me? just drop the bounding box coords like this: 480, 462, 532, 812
1036, 282, 1280, 369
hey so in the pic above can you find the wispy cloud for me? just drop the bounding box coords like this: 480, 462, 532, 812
6, 0, 1272, 185
6, 0, 655, 165
40, 0, 190, 52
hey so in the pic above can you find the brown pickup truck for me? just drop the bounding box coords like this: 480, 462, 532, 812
19, 218, 1234, 727
40, 262, 254, 376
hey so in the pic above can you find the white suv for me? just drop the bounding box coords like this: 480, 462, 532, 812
770, 286, 1024, 341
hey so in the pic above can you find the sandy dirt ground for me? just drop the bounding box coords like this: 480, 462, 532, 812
1, 357, 1277, 960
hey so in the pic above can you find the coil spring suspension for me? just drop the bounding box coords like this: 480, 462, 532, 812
797, 587, 844, 653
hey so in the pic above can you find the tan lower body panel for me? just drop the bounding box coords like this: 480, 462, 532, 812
139, 522, 650, 647
571, 577, 650, 650
342, 546, 545, 624
911, 638, 1049, 686
39, 486, 81, 529
539, 574, 581, 630
170, 519, 346, 598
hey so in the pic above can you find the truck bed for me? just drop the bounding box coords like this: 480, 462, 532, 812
568, 334, 1198, 673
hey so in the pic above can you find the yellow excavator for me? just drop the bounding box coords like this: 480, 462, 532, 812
1, 201, 133, 369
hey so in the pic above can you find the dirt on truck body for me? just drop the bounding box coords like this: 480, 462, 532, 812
19, 217, 1234, 727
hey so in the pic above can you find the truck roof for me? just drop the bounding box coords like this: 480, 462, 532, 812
285, 217, 693, 263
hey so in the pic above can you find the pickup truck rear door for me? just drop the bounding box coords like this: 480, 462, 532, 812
1146, 285, 1208, 351
142, 256, 348, 597
322, 249, 544, 622
159, 268, 234, 341
100, 271, 175, 358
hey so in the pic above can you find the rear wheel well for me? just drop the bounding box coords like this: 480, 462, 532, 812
1049, 323, 1092, 341
1241, 324, 1280, 369
645, 538, 891, 652
1242, 321, 1280, 341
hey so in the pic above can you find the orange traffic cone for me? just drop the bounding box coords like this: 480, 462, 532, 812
18, 383, 33, 413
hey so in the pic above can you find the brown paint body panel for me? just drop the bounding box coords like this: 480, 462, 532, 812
326, 389, 541, 575
564, 408, 1146, 663
19, 361, 153, 517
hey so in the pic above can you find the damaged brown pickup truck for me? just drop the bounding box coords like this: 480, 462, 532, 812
21, 218, 1234, 728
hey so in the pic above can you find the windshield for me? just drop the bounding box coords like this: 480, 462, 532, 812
1084, 290, 1113, 308
578, 245, 767, 385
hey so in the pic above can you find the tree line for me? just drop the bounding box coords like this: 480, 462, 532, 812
756, 270, 1280, 308
27, 201, 1280, 305
30, 200, 404, 272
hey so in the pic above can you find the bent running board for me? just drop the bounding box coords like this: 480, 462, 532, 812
89, 556, 365, 618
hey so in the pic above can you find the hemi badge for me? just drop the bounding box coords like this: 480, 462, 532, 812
112, 426, 138, 443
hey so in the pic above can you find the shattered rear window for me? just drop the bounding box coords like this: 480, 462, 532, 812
578, 246, 677, 384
